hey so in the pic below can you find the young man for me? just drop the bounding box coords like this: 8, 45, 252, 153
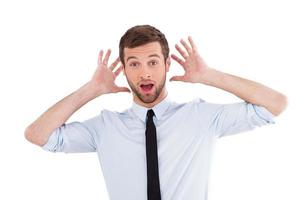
25, 25, 287, 200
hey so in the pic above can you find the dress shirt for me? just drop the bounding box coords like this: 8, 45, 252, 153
42, 95, 275, 200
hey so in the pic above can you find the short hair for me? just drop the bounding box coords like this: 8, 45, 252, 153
119, 24, 169, 66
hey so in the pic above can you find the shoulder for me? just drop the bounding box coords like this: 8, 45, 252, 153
191, 97, 206, 105
99, 108, 132, 120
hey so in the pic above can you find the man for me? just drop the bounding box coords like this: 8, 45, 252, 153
25, 25, 287, 200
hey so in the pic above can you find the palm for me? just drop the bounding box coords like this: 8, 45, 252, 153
170, 36, 210, 83
90, 49, 130, 95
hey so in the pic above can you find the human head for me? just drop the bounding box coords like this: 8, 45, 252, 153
119, 25, 171, 108
119, 24, 170, 66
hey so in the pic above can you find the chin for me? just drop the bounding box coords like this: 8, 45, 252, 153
135, 88, 157, 103
142, 96, 158, 104
137, 92, 157, 103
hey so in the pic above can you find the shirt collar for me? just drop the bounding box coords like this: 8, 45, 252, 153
130, 95, 171, 123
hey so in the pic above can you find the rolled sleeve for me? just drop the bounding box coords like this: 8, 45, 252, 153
42, 113, 103, 153
196, 99, 276, 138
213, 101, 275, 138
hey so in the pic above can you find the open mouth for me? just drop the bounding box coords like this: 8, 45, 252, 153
140, 84, 154, 93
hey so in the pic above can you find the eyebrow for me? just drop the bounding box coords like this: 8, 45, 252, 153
126, 54, 161, 62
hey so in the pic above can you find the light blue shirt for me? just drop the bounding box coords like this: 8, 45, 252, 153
42, 95, 275, 200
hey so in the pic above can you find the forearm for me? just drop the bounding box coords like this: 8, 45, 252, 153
200, 68, 287, 116
25, 82, 101, 146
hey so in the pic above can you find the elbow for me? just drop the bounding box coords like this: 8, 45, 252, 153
24, 125, 45, 147
24, 126, 34, 143
271, 93, 288, 116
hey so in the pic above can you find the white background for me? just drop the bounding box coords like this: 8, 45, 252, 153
0, 0, 300, 199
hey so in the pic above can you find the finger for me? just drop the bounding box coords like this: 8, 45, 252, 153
175, 44, 188, 59
109, 57, 120, 71
180, 39, 192, 54
171, 54, 186, 68
169, 75, 186, 82
103, 49, 111, 66
97, 50, 104, 66
188, 36, 198, 52
113, 65, 124, 77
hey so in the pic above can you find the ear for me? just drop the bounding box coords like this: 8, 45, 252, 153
165, 56, 171, 72
121, 64, 125, 75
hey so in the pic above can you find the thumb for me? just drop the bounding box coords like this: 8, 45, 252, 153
116, 86, 131, 93
169, 76, 185, 82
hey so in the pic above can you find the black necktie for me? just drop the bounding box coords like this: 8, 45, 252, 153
145, 109, 162, 200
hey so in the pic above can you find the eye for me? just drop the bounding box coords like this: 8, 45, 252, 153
149, 60, 158, 66
129, 62, 139, 67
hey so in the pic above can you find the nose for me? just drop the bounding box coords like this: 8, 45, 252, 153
139, 66, 151, 79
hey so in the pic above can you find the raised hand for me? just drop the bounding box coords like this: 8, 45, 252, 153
170, 36, 211, 83
89, 49, 131, 96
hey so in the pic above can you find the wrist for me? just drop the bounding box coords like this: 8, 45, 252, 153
199, 68, 225, 86
79, 82, 104, 101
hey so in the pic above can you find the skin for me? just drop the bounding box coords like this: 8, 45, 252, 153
120, 37, 288, 115
169, 37, 288, 116
122, 42, 171, 108
25, 36, 287, 146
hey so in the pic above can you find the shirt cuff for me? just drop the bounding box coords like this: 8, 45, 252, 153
41, 128, 59, 152
253, 104, 276, 124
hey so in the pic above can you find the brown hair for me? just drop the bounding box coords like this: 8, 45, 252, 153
119, 24, 169, 66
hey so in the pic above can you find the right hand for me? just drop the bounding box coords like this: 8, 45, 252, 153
88, 49, 131, 96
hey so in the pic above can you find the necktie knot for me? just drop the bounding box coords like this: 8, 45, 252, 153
147, 109, 155, 119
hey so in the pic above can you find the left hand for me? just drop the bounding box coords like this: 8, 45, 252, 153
170, 36, 211, 83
